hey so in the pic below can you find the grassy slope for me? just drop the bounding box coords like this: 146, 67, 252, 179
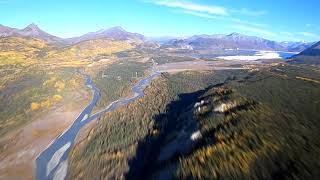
69, 64, 320, 180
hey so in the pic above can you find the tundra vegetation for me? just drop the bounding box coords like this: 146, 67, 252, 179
69, 64, 320, 180
0, 36, 137, 139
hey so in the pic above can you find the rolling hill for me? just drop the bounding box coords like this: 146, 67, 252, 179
290, 41, 320, 64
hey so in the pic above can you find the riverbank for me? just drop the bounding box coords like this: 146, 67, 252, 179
0, 89, 90, 179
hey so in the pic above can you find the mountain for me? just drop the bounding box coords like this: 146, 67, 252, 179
0, 24, 20, 37
0, 24, 314, 52
162, 33, 313, 52
148, 36, 188, 45
18, 23, 63, 43
66, 26, 145, 44
290, 41, 320, 64
279, 41, 314, 52
0, 23, 63, 44
296, 41, 320, 56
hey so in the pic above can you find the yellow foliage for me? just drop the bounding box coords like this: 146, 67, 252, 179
54, 81, 65, 92
151, 129, 159, 136
0, 37, 47, 49
43, 77, 57, 86
68, 79, 77, 88
30, 102, 40, 111
0, 37, 48, 66
45, 39, 133, 61
52, 95, 63, 102
30, 95, 62, 112
40, 99, 51, 108
296, 76, 320, 84
105, 151, 125, 160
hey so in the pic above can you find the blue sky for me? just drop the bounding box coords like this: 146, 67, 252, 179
0, 0, 319, 42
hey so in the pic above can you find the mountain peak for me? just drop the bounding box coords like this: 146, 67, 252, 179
26, 23, 40, 30
107, 26, 126, 32
227, 32, 245, 37
22, 23, 43, 34
66, 26, 144, 44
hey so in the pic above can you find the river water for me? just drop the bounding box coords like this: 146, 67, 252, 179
35, 69, 160, 180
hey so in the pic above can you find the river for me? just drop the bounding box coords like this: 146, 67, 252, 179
35, 66, 160, 180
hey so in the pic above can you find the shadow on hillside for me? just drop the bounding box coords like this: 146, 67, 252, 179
125, 82, 225, 180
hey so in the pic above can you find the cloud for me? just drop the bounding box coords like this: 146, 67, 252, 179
231, 8, 267, 16
298, 32, 320, 39
231, 18, 268, 28
177, 9, 268, 31
232, 24, 276, 37
147, 0, 267, 17
280, 32, 294, 36
180, 10, 222, 19
152, 0, 228, 15
278, 32, 319, 42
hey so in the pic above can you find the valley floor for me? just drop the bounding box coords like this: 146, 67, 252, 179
0, 83, 90, 179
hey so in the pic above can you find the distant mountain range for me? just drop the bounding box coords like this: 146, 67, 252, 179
0, 23, 62, 43
161, 33, 314, 52
0, 24, 145, 45
65, 26, 145, 44
290, 41, 320, 64
0, 23, 316, 53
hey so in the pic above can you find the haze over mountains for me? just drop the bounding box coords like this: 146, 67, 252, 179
0, 23, 316, 53
161, 33, 314, 52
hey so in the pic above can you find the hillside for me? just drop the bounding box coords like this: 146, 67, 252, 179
68, 64, 320, 179
290, 41, 320, 64
45, 38, 134, 61
0, 36, 51, 66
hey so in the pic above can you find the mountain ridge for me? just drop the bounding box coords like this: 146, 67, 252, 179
0, 23, 63, 44
161, 33, 314, 52
290, 41, 320, 64
0, 24, 316, 51
65, 26, 145, 44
